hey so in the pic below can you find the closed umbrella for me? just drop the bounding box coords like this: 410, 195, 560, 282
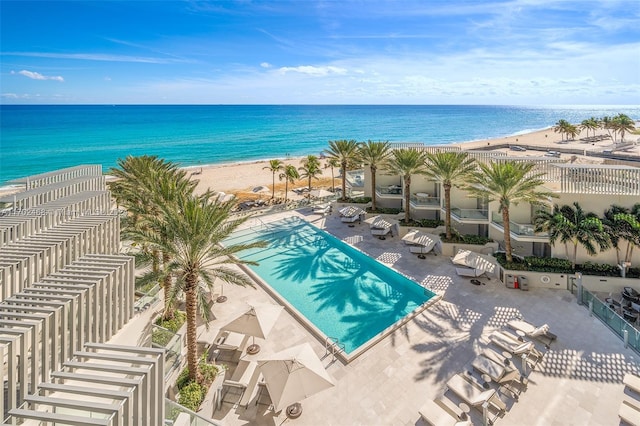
258, 343, 335, 417
221, 303, 283, 354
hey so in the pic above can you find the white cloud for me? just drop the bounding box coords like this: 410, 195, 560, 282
260, 62, 272, 68
277, 65, 348, 76
16, 70, 64, 82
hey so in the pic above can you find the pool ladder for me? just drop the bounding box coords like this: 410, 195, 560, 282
249, 217, 269, 231
324, 337, 345, 362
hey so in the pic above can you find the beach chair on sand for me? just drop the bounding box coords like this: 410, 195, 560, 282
418, 399, 471, 426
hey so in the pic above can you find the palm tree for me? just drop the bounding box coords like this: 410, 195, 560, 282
424, 151, 476, 240
566, 124, 579, 141
534, 202, 610, 269
109, 155, 197, 320
325, 139, 360, 201
263, 159, 284, 199
358, 140, 391, 212
603, 204, 640, 268
136, 193, 266, 382
466, 161, 554, 263
324, 157, 340, 191
553, 119, 571, 141
298, 155, 323, 190
600, 116, 616, 141
279, 164, 300, 201
385, 148, 429, 223
611, 113, 636, 142
580, 117, 599, 138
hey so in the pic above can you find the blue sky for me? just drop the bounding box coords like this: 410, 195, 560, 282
1, 0, 639, 105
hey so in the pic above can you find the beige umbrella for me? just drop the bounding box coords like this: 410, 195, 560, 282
402, 230, 441, 258
258, 343, 335, 417
221, 303, 283, 354
309, 188, 334, 198
338, 206, 365, 217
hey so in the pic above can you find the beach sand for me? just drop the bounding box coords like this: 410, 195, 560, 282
1, 126, 637, 201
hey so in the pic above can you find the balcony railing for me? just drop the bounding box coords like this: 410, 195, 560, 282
450, 207, 489, 220
409, 194, 440, 207
491, 212, 548, 237
376, 185, 403, 196
580, 290, 640, 355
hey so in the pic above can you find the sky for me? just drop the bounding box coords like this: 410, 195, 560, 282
1, 0, 639, 105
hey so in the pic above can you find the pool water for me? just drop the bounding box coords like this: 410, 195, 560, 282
226, 217, 435, 355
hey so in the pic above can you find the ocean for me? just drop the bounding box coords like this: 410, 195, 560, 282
1, 104, 638, 186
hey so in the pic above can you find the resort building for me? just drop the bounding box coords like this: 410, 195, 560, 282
364, 143, 640, 266
1, 158, 639, 425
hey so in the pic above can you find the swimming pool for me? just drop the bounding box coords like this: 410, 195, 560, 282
226, 217, 437, 359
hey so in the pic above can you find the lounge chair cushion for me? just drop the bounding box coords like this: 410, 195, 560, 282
624, 373, 640, 395
508, 319, 557, 341
418, 399, 470, 426
619, 399, 640, 426
446, 374, 496, 406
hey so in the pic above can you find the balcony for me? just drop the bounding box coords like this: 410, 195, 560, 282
450, 206, 489, 222
376, 184, 403, 198
491, 212, 549, 239
410, 193, 440, 209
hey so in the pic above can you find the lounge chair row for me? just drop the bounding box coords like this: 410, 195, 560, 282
620, 373, 640, 426
419, 319, 554, 425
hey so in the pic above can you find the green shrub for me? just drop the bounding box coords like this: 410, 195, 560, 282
344, 196, 371, 204
155, 311, 186, 333
496, 252, 634, 277
151, 328, 175, 347
178, 382, 205, 412
440, 233, 493, 245
399, 218, 444, 228
367, 207, 401, 214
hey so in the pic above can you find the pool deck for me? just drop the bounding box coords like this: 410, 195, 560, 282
181, 210, 639, 425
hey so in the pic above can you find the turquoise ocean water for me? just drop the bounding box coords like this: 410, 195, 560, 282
1, 104, 638, 186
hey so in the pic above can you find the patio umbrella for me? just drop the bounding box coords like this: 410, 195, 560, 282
402, 230, 441, 258
221, 303, 283, 354
338, 206, 365, 217
258, 343, 335, 417
364, 215, 397, 229
309, 188, 334, 198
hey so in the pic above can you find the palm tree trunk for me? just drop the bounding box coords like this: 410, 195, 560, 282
271, 173, 276, 199
162, 251, 174, 320
572, 242, 578, 269
341, 164, 347, 200
404, 176, 411, 223
285, 180, 289, 201
503, 209, 513, 262
370, 166, 377, 211
185, 280, 200, 383
331, 168, 335, 191
444, 184, 452, 240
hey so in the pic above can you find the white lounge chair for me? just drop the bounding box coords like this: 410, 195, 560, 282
619, 398, 640, 426
418, 399, 471, 426
215, 330, 249, 351
455, 267, 483, 277
446, 374, 506, 415
624, 373, 640, 395
507, 319, 557, 346
223, 359, 258, 403
488, 330, 544, 363
371, 226, 392, 238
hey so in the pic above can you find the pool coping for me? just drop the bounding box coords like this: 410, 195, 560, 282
232, 216, 443, 364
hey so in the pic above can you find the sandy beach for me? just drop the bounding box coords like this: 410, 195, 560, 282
1, 126, 637, 202
186, 126, 638, 199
